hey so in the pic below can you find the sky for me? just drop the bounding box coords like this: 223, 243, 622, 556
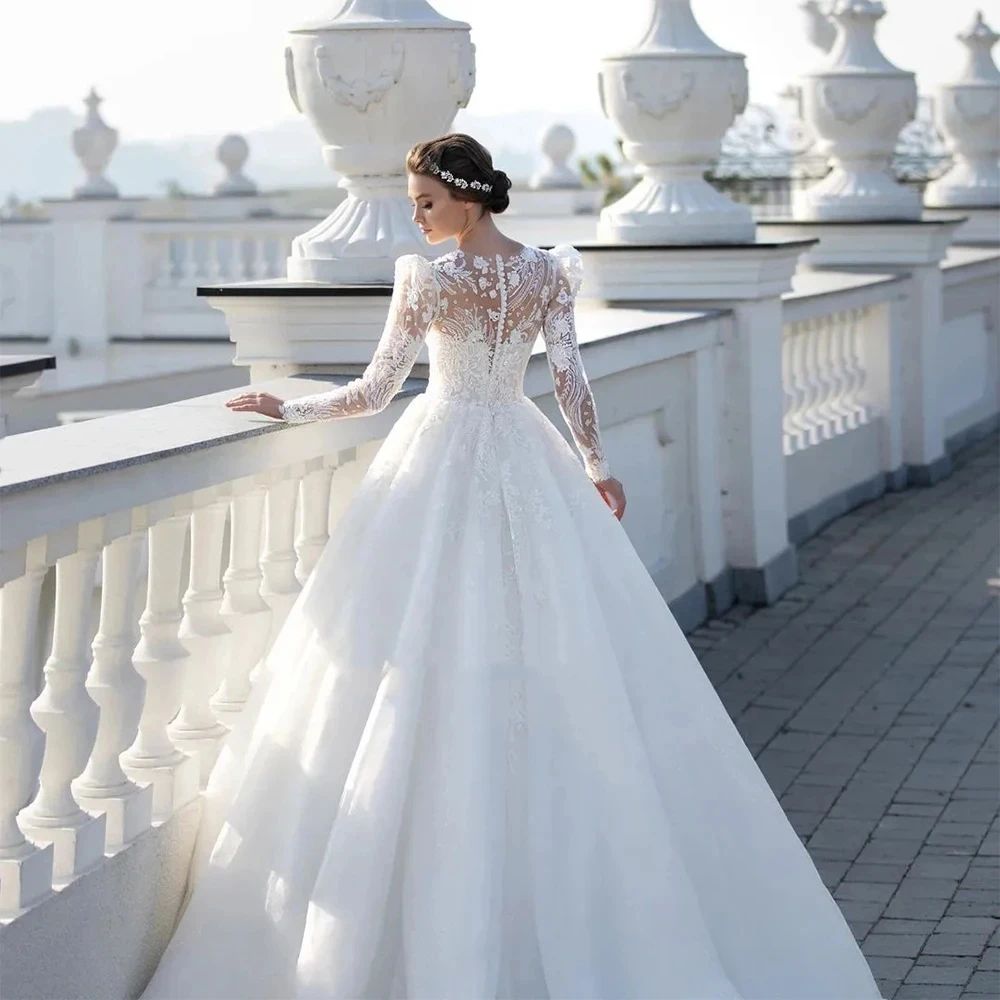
0, 0, 995, 141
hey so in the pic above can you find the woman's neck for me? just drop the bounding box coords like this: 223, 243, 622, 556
454, 211, 521, 258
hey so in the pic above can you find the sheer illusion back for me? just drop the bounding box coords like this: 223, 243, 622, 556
280, 245, 611, 482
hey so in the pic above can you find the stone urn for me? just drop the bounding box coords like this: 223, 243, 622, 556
794, 0, 919, 221
284, 0, 475, 283
924, 11, 1000, 208
596, 0, 754, 244
72, 89, 119, 199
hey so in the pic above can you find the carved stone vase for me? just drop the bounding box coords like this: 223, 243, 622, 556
924, 11, 1000, 208
794, 0, 919, 221
284, 0, 475, 283
596, 0, 754, 244
72, 89, 119, 199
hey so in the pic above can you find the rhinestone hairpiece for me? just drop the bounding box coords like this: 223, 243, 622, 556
429, 163, 492, 193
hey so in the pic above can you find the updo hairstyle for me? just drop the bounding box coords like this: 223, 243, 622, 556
406, 133, 512, 214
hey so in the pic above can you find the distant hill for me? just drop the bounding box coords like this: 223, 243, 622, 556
1, 107, 619, 204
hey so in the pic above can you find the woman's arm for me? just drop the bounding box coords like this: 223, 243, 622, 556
226, 254, 438, 421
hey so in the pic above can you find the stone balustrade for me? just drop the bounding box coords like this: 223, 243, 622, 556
4, 257, 998, 998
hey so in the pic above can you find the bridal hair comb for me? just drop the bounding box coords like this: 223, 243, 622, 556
429, 163, 492, 193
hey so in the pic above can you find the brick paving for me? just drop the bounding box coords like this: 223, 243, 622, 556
689, 434, 999, 999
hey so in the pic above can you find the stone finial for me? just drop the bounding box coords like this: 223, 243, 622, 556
596, 0, 754, 244
215, 134, 258, 196
71, 89, 119, 199
530, 124, 582, 190
792, 0, 920, 220
956, 10, 1000, 83
924, 10, 1000, 207
800, 1, 836, 53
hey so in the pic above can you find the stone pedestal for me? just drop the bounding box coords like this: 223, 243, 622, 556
198, 281, 397, 382
922, 206, 999, 246
760, 218, 965, 482
0, 355, 55, 437
579, 240, 815, 603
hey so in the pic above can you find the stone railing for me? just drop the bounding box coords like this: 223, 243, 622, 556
0, 215, 315, 346
0, 303, 733, 998
780, 271, 907, 541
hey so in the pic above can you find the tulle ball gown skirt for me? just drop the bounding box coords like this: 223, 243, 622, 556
139, 391, 884, 999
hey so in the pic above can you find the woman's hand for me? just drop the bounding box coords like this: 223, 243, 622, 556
595, 476, 626, 520
225, 392, 285, 419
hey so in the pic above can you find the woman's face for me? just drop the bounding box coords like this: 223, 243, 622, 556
408, 172, 477, 244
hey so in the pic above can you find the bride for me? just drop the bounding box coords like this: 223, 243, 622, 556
139, 134, 884, 999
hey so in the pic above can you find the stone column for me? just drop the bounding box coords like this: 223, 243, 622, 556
596, 0, 754, 244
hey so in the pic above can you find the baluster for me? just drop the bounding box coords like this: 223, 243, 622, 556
181, 236, 200, 286
258, 470, 304, 678
845, 307, 872, 427
170, 489, 231, 786
205, 239, 224, 284
232, 236, 246, 280
17, 521, 106, 886
249, 237, 269, 280
814, 315, 842, 437
296, 458, 335, 583
788, 326, 815, 450
147, 237, 169, 289
802, 320, 827, 445
120, 501, 199, 823
71, 520, 153, 852
212, 479, 271, 726
0, 539, 55, 916
781, 333, 797, 455
328, 447, 362, 535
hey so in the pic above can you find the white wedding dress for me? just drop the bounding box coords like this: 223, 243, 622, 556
139, 245, 884, 999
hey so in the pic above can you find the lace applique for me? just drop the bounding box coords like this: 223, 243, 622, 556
541, 246, 612, 482
279, 243, 612, 483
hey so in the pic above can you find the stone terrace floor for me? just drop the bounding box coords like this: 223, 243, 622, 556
689, 433, 999, 999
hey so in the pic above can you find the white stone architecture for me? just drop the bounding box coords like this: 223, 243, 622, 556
794, 0, 920, 221
72, 89, 119, 200
0, 3, 998, 999
595, 0, 754, 244
924, 11, 1000, 211
283, 0, 475, 282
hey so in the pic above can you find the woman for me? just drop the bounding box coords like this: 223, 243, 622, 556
140, 134, 884, 999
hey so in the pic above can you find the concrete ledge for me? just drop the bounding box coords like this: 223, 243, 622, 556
946, 412, 1000, 458
0, 799, 201, 1000
788, 467, 906, 546
664, 569, 735, 634
907, 454, 953, 488
732, 546, 799, 606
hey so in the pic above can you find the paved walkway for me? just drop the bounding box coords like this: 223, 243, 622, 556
688, 434, 999, 999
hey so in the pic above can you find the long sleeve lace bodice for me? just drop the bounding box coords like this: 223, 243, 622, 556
279, 243, 611, 482
279, 254, 439, 422
540, 247, 611, 482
